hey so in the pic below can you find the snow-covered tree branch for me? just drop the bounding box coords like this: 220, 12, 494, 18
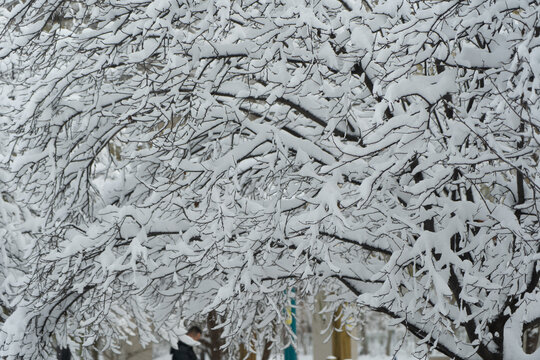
0, 0, 539, 359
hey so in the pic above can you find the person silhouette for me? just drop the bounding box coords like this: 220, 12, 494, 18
171, 326, 202, 360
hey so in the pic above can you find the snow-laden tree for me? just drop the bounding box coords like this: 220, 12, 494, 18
0, 172, 30, 330
0, 74, 34, 342
0, 0, 539, 359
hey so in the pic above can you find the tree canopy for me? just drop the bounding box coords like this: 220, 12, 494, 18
0, 0, 539, 359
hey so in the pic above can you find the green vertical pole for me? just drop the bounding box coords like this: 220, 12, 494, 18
284, 291, 297, 360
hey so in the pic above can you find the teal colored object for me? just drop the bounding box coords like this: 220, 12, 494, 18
284, 294, 297, 360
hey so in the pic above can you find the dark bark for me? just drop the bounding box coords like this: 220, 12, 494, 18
206, 311, 225, 360
525, 326, 539, 354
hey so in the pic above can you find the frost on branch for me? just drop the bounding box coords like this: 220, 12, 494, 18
0, 0, 539, 359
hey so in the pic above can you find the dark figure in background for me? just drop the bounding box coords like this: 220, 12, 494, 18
171, 326, 202, 360
56, 347, 71, 360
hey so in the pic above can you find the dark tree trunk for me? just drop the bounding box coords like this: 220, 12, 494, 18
525, 326, 539, 354
261, 341, 272, 360
206, 310, 225, 360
